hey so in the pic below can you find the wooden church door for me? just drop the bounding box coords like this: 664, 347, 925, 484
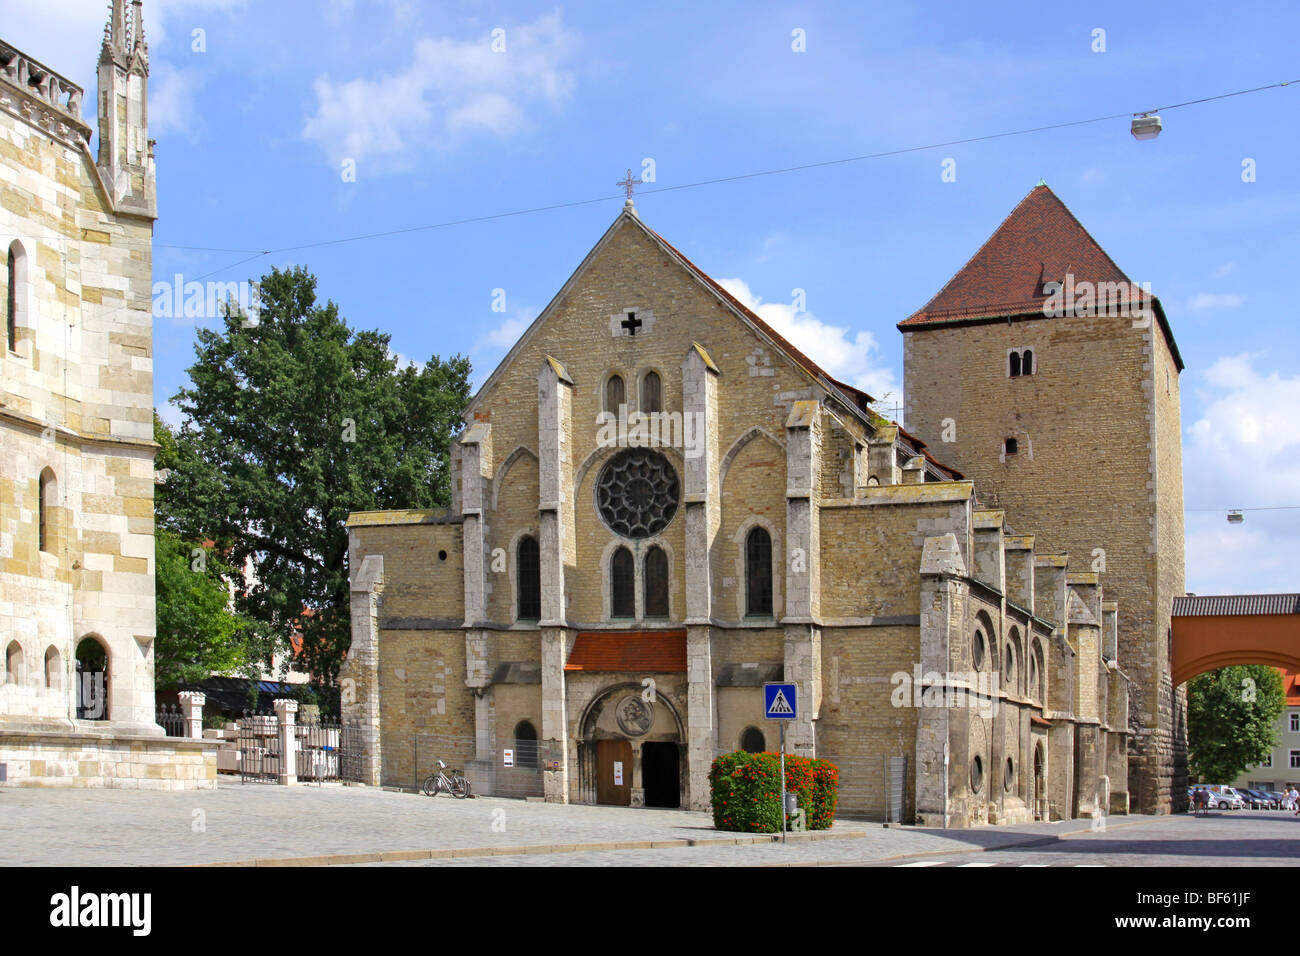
596, 739, 632, 806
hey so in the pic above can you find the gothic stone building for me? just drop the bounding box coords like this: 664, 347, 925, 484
344, 184, 1184, 825
0, 2, 215, 787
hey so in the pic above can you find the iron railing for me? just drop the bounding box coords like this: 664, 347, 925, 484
155, 703, 187, 738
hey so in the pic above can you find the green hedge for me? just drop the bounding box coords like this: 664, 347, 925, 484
709, 751, 839, 832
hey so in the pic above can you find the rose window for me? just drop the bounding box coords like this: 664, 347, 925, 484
595, 449, 680, 538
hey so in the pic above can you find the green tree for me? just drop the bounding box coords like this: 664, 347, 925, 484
1186, 665, 1286, 783
154, 528, 257, 687
160, 266, 470, 683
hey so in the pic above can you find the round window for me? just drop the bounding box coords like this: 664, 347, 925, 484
970, 755, 984, 792
1004, 757, 1015, 792
595, 449, 680, 538
973, 630, 986, 670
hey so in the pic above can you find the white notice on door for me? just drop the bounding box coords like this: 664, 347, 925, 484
614, 761, 623, 786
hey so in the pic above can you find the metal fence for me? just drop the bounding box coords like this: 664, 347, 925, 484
155, 704, 186, 738
238, 711, 280, 783
236, 711, 365, 785
412, 733, 559, 799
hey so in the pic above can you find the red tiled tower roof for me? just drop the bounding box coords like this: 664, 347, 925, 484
898, 184, 1183, 369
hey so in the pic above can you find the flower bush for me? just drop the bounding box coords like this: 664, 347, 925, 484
709, 751, 839, 832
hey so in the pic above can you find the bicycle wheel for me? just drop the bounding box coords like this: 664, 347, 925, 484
451, 772, 471, 799
421, 773, 441, 797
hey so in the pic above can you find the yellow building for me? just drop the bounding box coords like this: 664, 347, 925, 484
344, 189, 1163, 825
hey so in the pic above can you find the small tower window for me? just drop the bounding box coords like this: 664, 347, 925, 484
1009, 351, 1021, 377
605, 374, 625, 414
6, 240, 24, 354
1022, 349, 1034, 375
38, 467, 56, 553
611, 546, 634, 618
1004, 438, 1018, 456
641, 371, 662, 413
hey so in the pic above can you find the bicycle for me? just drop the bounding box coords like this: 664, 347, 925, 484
421, 759, 472, 798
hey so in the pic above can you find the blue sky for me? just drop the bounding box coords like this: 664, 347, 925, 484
6, 0, 1298, 594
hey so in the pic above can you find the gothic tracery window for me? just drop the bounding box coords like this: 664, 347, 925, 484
516, 535, 540, 620
596, 449, 680, 539
644, 545, 668, 618
611, 546, 635, 618
745, 526, 773, 617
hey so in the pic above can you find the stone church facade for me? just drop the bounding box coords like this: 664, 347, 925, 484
0, 2, 214, 787
344, 184, 1178, 825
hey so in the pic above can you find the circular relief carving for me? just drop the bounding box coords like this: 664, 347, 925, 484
596, 449, 680, 538
616, 695, 654, 737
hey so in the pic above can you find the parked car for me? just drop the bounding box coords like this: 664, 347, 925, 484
1235, 788, 1272, 809
1265, 790, 1287, 808
1202, 785, 1244, 809
1251, 789, 1282, 809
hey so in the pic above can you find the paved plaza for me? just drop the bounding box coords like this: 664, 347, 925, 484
0, 781, 1294, 866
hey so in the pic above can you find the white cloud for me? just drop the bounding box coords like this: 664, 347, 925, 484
716, 277, 900, 407
147, 61, 204, 139
1211, 261, 1236, 279
470, 308, 538, 390
1183, 354, 1300, 594
1186, 292, 1244, 312
302, 11, 577, 171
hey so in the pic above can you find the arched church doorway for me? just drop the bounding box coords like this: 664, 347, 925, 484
578, 683, 685, 808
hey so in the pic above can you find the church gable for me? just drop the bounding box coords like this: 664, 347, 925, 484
467, 206, 871, 480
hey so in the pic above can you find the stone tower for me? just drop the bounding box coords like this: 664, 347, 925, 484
0, 0, 206, 788
899, 184, 1187, 814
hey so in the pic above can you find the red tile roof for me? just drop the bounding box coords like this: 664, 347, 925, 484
565, 631, 687, 672
1281, 669, 1300, 707
901, 184, 1140, 325
898, 185, 1183, 369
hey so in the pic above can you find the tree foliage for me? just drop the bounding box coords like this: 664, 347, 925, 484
1187, 665, 1286, 783
154, 527, 257, 687
158, 266, 471, 682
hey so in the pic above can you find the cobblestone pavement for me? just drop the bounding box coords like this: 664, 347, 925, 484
0, 779, 1153, 866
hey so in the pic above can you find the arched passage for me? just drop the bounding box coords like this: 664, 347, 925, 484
75, 636, 109, 721
1171, 595, 1300, 687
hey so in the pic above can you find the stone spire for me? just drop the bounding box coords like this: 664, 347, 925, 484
130, 0, 149, 71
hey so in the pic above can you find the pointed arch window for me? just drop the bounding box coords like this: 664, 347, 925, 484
745, 526, 773, 617
605, 374, 625, 414
641, 371, 662, 413
644, 545, 668, 618
611, 546, 635, 618
516, 535, 540, 621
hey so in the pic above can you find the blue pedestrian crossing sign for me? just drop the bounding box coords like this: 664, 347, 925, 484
764, 683, 797, 720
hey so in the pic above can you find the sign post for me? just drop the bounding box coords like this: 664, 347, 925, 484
764, 682, 797, 844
